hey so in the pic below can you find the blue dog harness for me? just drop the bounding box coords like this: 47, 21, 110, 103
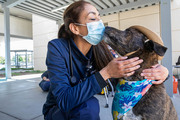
112, 79, 154, 120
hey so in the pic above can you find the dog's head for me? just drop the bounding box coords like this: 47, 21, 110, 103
103, 26, 167, 60
103, 26, 167, 80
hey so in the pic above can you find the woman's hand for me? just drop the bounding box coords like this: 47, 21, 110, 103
100, 57, 143, 80
141, 64, 169, 84
43, 76, 47, 80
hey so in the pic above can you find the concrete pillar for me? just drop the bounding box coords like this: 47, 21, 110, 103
3, 7, 11, 79
160, 0, 173, 97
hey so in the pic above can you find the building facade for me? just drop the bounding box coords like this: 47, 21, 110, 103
33, 0, 180, 75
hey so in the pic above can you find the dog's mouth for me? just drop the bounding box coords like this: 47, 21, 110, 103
103, 27, 122, 56
103, 28, 139, 58
103, 26, 146, 58
103, 35, 121, 57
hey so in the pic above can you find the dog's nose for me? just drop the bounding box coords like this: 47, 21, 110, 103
104, 26, 115, 36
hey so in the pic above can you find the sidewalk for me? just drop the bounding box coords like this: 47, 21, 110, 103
0, 74, 179, 120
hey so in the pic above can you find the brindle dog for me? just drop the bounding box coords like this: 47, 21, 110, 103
103, 26, 178, 120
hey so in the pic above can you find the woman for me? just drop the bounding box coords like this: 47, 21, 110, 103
43, 1, 169, 120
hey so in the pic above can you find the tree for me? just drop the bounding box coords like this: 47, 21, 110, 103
18, 56, 23, 62
0, 56, 5, 64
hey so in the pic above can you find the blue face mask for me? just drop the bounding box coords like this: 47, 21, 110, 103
75, 20, 105, 45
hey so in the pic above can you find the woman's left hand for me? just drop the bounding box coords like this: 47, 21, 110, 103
141, 64, 169, 84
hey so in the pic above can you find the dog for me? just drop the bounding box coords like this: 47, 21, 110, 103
103, 26, 178, 120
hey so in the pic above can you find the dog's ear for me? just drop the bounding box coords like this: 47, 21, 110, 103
144, 40, 167, 56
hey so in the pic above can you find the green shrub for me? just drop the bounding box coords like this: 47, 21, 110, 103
0, 56, 5, 64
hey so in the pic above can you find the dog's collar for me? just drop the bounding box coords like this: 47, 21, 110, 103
112, 79, 155, 120
123, 48, 141, 57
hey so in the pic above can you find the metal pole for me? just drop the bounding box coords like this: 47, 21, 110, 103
15, 51, 17, 67
160, 0, 173, 97
26, 51, 28, 68
3, 7, 11, 79
17, 54, 19, 68
32, 51, 34, 68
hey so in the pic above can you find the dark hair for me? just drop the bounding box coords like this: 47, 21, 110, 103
58, 1, 113, 70
58, 1, 90, 39
93, 41, 114, 71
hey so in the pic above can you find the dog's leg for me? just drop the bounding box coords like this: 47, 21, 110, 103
164, 94, 178, 120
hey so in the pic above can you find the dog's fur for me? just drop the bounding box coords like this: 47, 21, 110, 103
103, 26, 178, 120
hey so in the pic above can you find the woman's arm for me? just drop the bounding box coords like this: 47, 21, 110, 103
100, 56, 168, 85
47, 41, 105, 112
141, 64, 169, 84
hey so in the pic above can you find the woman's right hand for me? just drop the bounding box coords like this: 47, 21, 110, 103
99, 57, 143, 80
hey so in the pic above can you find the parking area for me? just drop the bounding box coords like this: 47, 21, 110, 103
0, 74, 179, 120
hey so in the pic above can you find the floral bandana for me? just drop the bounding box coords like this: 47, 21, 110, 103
112, 79, 154, 120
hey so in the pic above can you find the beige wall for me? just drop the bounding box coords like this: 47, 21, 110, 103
101, 5, 160, 38
101, 1, 180, 75
102, 13, 120, 29
33, 15, 58, 70
0, 13, 32, 38
33, 0, 180, 74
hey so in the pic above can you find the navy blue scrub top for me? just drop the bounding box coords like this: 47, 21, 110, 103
43, 38, 107, 116
41, 71, 49, 79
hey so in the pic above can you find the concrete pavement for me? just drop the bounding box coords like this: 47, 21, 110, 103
0, 74, 179, 120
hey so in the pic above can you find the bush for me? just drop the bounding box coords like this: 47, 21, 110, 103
18, 56, 24, 62
0, 56, 5, 64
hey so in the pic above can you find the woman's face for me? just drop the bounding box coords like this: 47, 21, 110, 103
76, 4, 101, 36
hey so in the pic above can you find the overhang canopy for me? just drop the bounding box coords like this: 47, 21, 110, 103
1, 0, 160, 22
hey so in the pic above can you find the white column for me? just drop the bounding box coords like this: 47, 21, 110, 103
3, 7, 11, 79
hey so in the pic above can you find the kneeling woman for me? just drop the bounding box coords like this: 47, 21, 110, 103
43, 1, 169, 120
